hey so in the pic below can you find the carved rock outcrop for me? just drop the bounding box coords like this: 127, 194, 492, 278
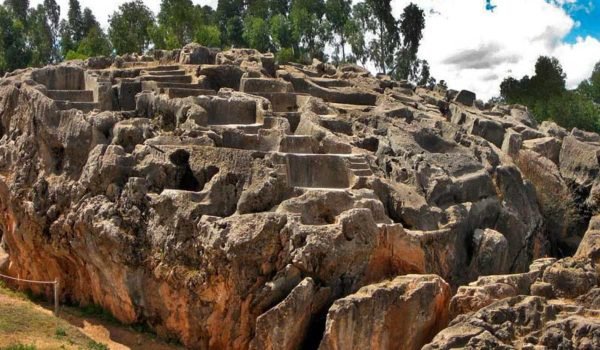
0, 44, 599, 349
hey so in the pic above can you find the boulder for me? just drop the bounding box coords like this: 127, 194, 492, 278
319, 275, 451, 350
542, 257, 598, 299
454, 90, 476, 107
251, 278, 330, 350
111, 118, 155, 153
559, 135, 600, 187
468, 117, 505, 147
575, 214, 600, 270
501, 128, 523, 156
424, 296, 600, 350
522, 136, 561, 164
469, 228, 509, 277
449, 282, 517, 320
539, 121, 568, 139
178, 43, 216, 65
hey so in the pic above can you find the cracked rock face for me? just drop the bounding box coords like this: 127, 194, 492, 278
0, 45, 599, 349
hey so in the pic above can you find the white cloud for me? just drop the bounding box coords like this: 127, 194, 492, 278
390, 0, 600, 99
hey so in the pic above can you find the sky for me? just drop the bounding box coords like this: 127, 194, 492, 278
29, 0, 600, 99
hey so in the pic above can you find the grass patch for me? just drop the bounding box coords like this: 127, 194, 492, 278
0, 283, 95, 349
86, 341, 109, 350
2, 344, 38, 350
55, 326, 67, 338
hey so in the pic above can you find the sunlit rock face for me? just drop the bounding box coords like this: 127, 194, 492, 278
0, 45, 598, 349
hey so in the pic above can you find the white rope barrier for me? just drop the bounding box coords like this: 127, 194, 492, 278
0, 272, 56, 284
0, 272, 60, 315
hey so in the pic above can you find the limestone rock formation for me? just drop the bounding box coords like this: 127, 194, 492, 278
427, 219, 600, 349
319, 275, 451, 350
0, 44, 599, 349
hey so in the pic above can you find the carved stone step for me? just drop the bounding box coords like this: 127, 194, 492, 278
164, 88, 216, 99
351, 169, 373, 177
139, 75, 192, 84
54, 100, 99, 112
47, 90, 94, 102
143, 69, 187, 76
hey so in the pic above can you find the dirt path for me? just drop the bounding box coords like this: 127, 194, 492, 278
58, 309, 183, 350
0, 285, 183, 350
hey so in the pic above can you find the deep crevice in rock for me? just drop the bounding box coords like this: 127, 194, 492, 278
169, 149, 202, 191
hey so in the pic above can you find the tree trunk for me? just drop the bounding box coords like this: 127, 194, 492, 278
341, 35, 346, 62
379, 20, 386, 75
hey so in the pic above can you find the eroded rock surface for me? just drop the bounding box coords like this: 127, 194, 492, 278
0, 44, 598, 349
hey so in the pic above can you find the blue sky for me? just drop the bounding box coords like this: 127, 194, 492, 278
29, 0, 600, 99
562, 1, 600, 42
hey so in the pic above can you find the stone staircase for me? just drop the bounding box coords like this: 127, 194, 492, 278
140, 65, 215, 99
347, 156, 374, 178
47, 89, 98, 112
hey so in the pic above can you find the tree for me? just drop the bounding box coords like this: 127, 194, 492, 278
157, 0, 197, 48
29, 4, 54, 66
529, 56, 566, 100
74, 25, 112, 58
416, 59, 434, 87
67, 0, 84, 43
290, 0, 328, 61
3, 0, 29, 24
348, 2, 369, 65
246, 0, 269, 17
544, 91, 599, 132
243, 16, 272, 52
216, 0, 244, 46
364, 0, 399, 74
270, 14, 293, 50
109, 1, 155, 55
578, 61, 600, 104
501, 56, 565, 108
499, 56, 600, 133
269, 0, 290, 16
325, 0, 352, 62
195, 25, 221, 47
396, 3, 425, 80
44, 0, 61, 62
0, 5, 30, 74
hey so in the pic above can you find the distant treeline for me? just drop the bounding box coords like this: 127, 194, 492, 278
0, 0, 434, 84
498, 56, 600, 133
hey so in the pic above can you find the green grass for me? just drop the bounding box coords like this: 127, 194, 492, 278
55, 326, 67, 338
86, 341, 108, 350
0, 282, 181, 349
2, 344, 38, 350
0, 283, 98, 349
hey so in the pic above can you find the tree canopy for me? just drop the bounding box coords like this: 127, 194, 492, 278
0, 0, 433, 85
500, 56, 600, 133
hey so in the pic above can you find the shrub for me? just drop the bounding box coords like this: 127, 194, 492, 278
276, 48, 295, 64
65, 51, 88, 61
55, 326, 67, 337
87, 341, 108, 350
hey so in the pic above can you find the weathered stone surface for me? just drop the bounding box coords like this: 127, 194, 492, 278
1, 45, 599, 349
501, 128, 522, 156
319, 275, 451, 350
454, 90, 476, 106
523, 136, 561, 164
576, 214, 600, 266
250, 278, 329, 350
469, 228, 509, 277
542, 257, 598, 298
179, 43, 217, 65
425, 296, 600, 350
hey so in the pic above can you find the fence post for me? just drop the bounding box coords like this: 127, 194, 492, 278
54, 279, 59, 316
